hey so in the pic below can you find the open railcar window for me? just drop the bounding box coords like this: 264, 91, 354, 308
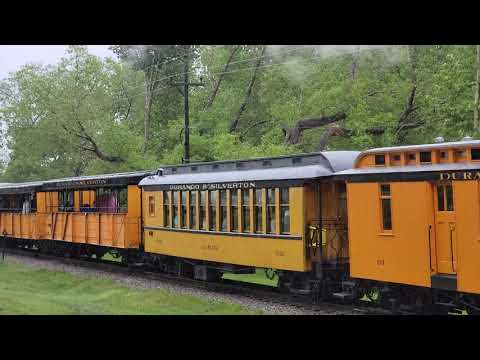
220, 190, 227, 231
200, 191, 207, 230
94, 187, 128, 213
280, 188, 290, 234
163, 191, 170, 227
231, 190, 238, 232
209, 190, 217, 231
254, 189, 263, 233
172, 191, 179, 228
181, 191, 187, 228
267, 188, 276, 233
190, 191, 197, 229
242, 190, 250, 232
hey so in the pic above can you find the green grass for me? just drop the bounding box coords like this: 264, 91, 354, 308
0, 260, 262, 315
222, 268, 279, 287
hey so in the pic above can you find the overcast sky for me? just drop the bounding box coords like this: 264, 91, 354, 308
0, 45, 114, 80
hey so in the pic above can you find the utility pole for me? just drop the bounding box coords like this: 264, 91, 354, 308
174, 45, 204, 164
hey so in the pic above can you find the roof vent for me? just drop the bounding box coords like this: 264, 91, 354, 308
434, 136, 445, 143
156, 168, 164, 176
462, 136, 473, 141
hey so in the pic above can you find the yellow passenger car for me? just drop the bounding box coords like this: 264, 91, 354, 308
139, 151, 358, 285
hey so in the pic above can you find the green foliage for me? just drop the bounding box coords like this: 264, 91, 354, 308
1, 45, 479, 181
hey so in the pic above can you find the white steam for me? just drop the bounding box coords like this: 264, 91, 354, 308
266, 45, 406, 82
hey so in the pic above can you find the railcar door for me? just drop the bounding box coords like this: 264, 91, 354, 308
433, 182, 457, 275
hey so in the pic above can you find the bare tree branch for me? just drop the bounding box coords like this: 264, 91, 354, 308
204, 46, 239, 111
316, 125, 352, 151
239, 120, 270, 140
282, 112, 347, 144
229, 45, 266, 133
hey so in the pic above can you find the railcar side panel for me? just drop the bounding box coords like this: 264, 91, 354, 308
348, 181, 432, 287
143, 187, 307, 272
453, 180, 480, 294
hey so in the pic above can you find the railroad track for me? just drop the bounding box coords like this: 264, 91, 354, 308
1, 247, 399, 315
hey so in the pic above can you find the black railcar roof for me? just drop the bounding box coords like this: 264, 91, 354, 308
41, 170, 153, 190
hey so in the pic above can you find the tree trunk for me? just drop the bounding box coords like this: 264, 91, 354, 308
204, 46, 239, 111
143, 82, 153, 153
350, 46, 361, 81
282, 112, 347, 145
316, 125, 351, 151
395, 45, 419, 143
475, 45, 480, 131
407, 45, 417, 86
228, 46, 266, 133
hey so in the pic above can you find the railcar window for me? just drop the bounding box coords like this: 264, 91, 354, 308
393, 154, 401, 161
437, 186, 445, 211
231, 190, 238, 232
59, 190, 75, 212
209, 190, 217, 231
180, 191, 187, 228
437, 184, 454, 212
408, 153, 416, 161
446, 185, 454, 211
242, 190, 250, 232
440, 151, 447, 159
220, 190, 227, 231
148, 196, 155, 217
94, 187, 127, 213
254, 189, 263, 233
173, 191, 179, 228
280, 188, 290, 234
200, 191, 207, 230
267, 188, 276, 233
375, 154, 386, 166
190, 191, 197, 229
380, 184, 392, 231
163, 191, 170, 227
420, 152, 431, 163
336, 183, 347, 222
472, 148, 480, 160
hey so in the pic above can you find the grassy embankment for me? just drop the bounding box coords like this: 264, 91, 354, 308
0, 259, 262, 315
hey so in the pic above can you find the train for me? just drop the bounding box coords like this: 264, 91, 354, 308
2, 137, 480, 314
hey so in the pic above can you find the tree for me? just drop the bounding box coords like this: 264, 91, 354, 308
0, 46, 149, 181
111, 45, 187, 153
475, 45, 480, 131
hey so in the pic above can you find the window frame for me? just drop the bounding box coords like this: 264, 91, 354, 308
241, 189, 251, 233
148, 195, 156, 217
254, 188, 263, 233
209, 190, 218, 231
379, 183, 393, 234
200, 190, 207, 230
374, 154, 386, 166
266, 188, 276, 234
471, 148, 480, 161
230, 189, 239, 232
189, 191, 197, 230
220, 190, 228, 232
279, 187, 290, 234
172, 191, 179, 228
163, 190, 171, 227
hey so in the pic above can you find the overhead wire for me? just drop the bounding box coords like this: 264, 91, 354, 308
116, 50, 343, 102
